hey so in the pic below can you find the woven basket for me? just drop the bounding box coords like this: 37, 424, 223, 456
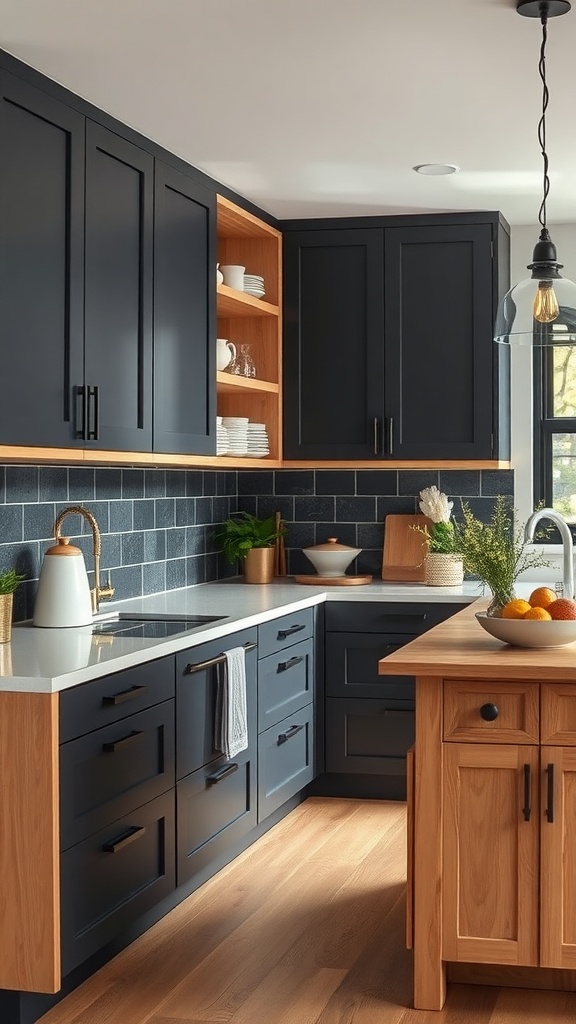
424, 553, 464, 587
0, 593, 13, 643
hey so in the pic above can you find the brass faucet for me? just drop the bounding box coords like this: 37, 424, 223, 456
54, 505, 115, 614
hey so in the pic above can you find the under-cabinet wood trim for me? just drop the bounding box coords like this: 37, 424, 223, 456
0, 691, 60, 992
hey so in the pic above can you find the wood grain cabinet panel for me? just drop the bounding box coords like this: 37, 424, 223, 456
541, 683, 576, 745
443, 680, 539, 744
540, 746, 576, 968
442, 742, 539, 966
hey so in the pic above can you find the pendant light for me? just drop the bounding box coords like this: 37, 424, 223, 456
494, 0, 576, 346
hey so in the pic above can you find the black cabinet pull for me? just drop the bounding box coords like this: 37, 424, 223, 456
102, 684, 148, 706
185, 641, 256, 674
77, 384, 88, 440
278, 724, 304, 745
102, 730, 142, 753
386, 416, 394, 455
206, 762, 239, 784
102, 825, 146, 854
523, 763, 531, 822
87, 384, 99, 441
373, 416, 380, 455
278, 655, 304, 673
277, 624, 306, 640
382, 708, 413, 717
480, 702, 499, 722
546, 763, 554, 823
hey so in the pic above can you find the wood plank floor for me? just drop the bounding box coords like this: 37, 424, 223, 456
39, 797, 576, 1024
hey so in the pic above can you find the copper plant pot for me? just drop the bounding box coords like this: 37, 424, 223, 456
244, 547, 275, 585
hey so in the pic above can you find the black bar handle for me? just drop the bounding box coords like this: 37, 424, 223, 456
185, 641, 257, 675
373, 416, 380, 455
382, 709, 414, 718
278, 724, 304, 745
277, 624, 306, 640
523, 763, 531, 822
102, 684, 149, 706
76, 384, 88, 440
386, 416, 394, 455
206, 762, 239, 784
103, 730, 142, 754
102, 825, 146, 854
546, 763, 554, 823
87, 385, 99, 440
278, 655, 304, 673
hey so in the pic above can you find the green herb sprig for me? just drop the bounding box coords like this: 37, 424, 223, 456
0, 569, 26, 595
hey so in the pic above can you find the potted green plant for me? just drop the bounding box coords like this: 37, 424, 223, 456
412, 486, 464, 586
216, 512, 286, 584
0, 568, 26, 643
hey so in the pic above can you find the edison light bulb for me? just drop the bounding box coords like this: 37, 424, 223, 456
533, 280, 560, 323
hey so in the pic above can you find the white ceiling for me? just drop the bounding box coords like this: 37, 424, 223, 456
2, 0, 576, 226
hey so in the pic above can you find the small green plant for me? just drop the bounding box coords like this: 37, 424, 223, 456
215, 512, 286, 564
0, 568, 26, 595
411, 486, 460, 553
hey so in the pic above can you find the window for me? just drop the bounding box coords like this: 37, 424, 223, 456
534, 342, 576, 524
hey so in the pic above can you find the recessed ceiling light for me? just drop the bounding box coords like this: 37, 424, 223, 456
413, 163, 460, 176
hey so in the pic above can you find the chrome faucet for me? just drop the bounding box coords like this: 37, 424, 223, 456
524, 507, 574, 600
54, 505, 115, 614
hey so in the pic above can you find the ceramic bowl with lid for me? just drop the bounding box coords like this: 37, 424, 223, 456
302, 537, 361, 578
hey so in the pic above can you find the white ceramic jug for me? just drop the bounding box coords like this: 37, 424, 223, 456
216, 338, 236, 371
33, 537, 93, 627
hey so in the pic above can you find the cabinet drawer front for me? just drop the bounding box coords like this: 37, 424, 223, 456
325, 697, 414, 776
325, 602, 465, 634
258, 607, 314, 659
176, 746, 256, 886
258, 638, 313, 731
176, 628, 257, 780
541, 684, 576, 744
60, 790, 175, 975
326, 631, 414, 700
257, 707, 314, 821
59, 656, 175, 742
443, 681, 539, 744
60, 701, 175, 850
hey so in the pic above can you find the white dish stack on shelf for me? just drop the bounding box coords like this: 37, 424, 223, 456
243, 274, 265, 298
222, 416, 249, 456
216, 416, 229, 455
246, 422, 269, 458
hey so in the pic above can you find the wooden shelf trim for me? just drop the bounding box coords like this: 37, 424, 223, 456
216, 372, 279, 395
217, 284, 279, 318
216, 194, 281, 241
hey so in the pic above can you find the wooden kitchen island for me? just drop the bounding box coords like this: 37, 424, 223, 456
378, 600, 576, 1010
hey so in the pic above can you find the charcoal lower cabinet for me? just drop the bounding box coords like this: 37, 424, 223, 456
175, 627, 258, 885
324, 601, 467, 799
59, 656, 176, 975
257, 607, 315, 821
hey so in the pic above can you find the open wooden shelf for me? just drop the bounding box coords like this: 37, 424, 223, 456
216, 372, 279, 395
217, 285, 279, 318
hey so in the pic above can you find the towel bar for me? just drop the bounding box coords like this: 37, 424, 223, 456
184, 641, 256, 675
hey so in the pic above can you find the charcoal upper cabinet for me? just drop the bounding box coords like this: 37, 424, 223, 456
83, 121, 154, 450
0, 70, 85, 447
154, 161, 216, 455
283, 228, 385, 460
283, 214, 510, 461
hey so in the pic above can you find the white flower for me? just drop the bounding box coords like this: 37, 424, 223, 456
418, 486, 453, 525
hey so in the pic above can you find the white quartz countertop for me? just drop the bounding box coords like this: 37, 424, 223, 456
1, 577, 486, 693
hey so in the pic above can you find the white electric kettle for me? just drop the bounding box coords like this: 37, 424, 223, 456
34, 537, 93, 628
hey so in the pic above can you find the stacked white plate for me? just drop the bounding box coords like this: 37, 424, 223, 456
222, 416, 249, 455
246, 422, 269, 458
216, 416, 229, 456
244, 273, 265, 298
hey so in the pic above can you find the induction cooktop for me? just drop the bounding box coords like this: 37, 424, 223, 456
92, 613, 225, 639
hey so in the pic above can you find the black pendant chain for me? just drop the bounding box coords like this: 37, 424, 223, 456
537, 14, 551, 233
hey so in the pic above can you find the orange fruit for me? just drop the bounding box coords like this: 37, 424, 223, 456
501, 598, 532, 619
528, 586, 558, 609
549, 598, 576, 621
523, 606, 552, 620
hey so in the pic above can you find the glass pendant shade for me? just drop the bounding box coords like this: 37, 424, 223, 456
495, 273, 576, 346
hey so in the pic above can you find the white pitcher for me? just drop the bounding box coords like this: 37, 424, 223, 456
216, 338, 236, 371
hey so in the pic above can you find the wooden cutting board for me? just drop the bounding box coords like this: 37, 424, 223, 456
382, 514, 431, 582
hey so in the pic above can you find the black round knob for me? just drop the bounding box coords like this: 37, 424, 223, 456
480, 702, 499, 722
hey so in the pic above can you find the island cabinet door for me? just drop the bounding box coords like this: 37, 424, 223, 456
540, 746, 576, 969
442, 743, 539, 966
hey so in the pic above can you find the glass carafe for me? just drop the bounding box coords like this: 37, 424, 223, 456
230, 344, 256, 378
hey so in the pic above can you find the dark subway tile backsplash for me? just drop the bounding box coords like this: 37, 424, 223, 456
0, 463, 514, 622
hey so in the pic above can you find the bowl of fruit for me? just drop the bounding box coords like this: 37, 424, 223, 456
476, 587, 576, 648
